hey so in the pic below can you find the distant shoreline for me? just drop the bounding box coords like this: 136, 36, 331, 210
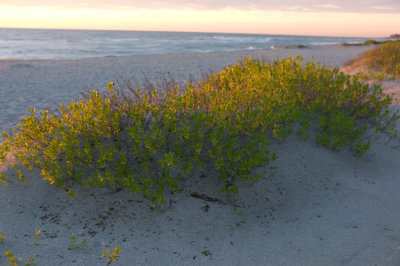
0, 28, 381, 60
0, 44, 377, 61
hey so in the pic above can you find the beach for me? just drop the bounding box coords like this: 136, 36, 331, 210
1, 44, 400, 265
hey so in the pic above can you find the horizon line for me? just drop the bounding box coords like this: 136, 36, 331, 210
0, 26, 387, 39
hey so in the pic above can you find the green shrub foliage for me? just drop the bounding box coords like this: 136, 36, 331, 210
0, 56, 398, 205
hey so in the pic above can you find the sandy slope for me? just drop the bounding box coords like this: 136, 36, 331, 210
1, 45, 400, 265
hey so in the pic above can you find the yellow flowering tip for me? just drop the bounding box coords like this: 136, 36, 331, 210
107, 82, 114, 91
29, 107, 36, 114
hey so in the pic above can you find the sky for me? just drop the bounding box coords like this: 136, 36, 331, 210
0, 0, 399, 37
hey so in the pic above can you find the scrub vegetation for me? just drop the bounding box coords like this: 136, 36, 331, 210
344, 40, 400, 79
362, 41, 400, 78
0, 56, 398, 207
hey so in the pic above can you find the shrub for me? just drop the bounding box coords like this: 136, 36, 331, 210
0, 56, 398, 206
343, 40, 379, 46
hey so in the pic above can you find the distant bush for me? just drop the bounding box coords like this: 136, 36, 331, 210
364, 40, 380, 45
343, 40, 380, 46
0, 56, 398, 206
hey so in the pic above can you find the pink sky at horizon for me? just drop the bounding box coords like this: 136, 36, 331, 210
0, 0, 399, 38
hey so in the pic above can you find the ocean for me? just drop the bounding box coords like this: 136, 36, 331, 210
0, 28, 383, 60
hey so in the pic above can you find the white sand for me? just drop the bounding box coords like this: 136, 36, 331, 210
1, 45, 400, 265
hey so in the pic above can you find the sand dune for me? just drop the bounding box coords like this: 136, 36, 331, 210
1, 45, 400, 265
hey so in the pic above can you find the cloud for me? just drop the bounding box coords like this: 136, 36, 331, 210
2, 0, 399, 13
316, 4, 340, 9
